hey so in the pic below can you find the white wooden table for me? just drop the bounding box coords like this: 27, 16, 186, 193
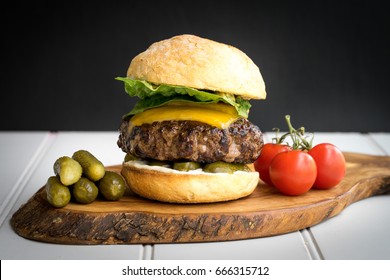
1, 131, 389, 260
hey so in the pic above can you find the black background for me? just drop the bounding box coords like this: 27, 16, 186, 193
2, 0, 389, 132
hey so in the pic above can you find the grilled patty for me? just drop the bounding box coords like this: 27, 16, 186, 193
117, 118, 263, 164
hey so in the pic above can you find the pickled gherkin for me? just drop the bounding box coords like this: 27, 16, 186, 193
124, 153, 139, 162
53, 156, 82, 186
98, 171, 126, 201
173, 161, 202, 171
72, 150, 105, 181
72, 177, 98, 204
203, 161, 251, 174
45, 176, 71, 208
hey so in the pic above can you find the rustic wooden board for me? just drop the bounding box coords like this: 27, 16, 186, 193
11, 152, 390, 245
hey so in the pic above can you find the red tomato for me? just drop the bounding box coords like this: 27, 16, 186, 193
269, 150, 317, 195
254, 143, 292, 185
308, 143, 346, 189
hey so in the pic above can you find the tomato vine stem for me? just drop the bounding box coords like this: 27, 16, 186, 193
273, 115, 313, 151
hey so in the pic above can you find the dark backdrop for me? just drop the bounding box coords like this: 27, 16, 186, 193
2, 0, 389, 132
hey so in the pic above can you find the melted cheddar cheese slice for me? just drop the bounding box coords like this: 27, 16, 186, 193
130, 102, 239, 129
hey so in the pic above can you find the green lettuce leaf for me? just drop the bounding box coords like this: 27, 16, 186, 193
115, 77, 251, 118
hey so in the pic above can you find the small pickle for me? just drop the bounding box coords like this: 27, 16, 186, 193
53, 156, 82, 186
124, 153, 139, 162
72, 177, 98, 204
203, 161, 251, 174
72, 150, 105, 181
98, 171, 126, 201
173, 161, 202, 171
45, 176, 71, 208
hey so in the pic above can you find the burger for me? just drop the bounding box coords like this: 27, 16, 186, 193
116, 34, 266, 203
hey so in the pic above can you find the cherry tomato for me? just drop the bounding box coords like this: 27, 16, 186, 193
254, 143, 292, 185
269, 150, 317, 195
308, 143, 346, 189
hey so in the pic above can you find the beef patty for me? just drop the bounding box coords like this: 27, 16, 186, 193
117, 118, 263, 164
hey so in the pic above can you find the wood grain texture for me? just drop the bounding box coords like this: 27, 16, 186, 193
11, 152, 390, 245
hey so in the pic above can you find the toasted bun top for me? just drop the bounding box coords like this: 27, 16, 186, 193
127, 34, 266, 100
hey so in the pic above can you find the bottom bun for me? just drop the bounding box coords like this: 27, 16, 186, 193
121, 161, 260, 203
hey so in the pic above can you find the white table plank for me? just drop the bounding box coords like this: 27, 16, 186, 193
370, 132, 390, 155
0, 237, 143, 259
308, 133, 390, 259
0, 132, 49, 227
0, 132, 143, 260
310, 132, 386, 156
309, 195, 390, 260
153, 232, 311, 260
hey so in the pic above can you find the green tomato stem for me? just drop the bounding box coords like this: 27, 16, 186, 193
283, 115, 313, 151
273, 128, 290, 145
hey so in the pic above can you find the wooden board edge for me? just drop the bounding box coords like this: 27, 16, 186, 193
11, 173, 390, 245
